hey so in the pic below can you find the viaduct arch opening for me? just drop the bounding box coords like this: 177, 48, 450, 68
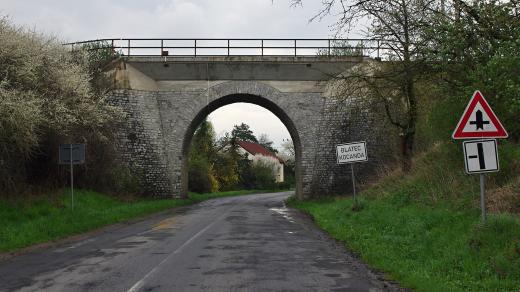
180, 93, 302, 199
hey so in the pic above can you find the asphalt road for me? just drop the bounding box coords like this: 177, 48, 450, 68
0, 191, 401, 292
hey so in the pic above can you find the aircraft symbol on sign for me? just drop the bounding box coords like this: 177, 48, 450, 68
452, 91, 508, 139
469, 110, 489, 130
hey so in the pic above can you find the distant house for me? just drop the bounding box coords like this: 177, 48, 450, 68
236, 140, 284, 183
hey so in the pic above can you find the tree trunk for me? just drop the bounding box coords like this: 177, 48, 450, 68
400, 131, 415, 172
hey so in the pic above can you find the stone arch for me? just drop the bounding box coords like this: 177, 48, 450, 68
180, 84, 303, 199
109, 78, 395, 200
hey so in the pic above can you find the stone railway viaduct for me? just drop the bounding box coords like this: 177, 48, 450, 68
100, 42, 396, 199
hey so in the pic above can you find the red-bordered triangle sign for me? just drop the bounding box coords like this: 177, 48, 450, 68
452, 90, 508, 139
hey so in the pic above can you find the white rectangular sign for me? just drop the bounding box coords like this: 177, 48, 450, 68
463, 139, 499, 174
336, 141, 368, 164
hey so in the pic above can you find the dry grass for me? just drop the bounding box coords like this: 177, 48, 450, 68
358, 141, 520, 216
488, 177, 520, 215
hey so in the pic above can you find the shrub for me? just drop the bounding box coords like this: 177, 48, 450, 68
0, 17, 124, 195
250, 160, 277, 190
188, 156, 218, 193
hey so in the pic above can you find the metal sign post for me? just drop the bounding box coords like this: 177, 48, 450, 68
350, 163, 357, 206
453, 91, 508, 223
462, 139, 499, 222
70, 144, 74, 210
336, 141, 368, 208
59, 144, 86, 211
480, 174, 486, 221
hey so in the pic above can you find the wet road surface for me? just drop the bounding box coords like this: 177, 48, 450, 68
0, 192, 400, 291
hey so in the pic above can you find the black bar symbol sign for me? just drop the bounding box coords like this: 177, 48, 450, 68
468, 142, 486, 169
469, 110, 490, 130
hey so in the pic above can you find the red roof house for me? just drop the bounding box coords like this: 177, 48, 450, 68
235, 140, 284, 182
236, 140, 283, 163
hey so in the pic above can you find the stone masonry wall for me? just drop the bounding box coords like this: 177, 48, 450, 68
309, 96, 397, 196
107, 81, 396, 199
107, 90, 173, 197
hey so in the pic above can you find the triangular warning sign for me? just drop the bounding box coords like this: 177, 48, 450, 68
452, 90, 508, 139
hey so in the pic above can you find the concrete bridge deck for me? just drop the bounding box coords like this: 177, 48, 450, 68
122, 55, 367, 82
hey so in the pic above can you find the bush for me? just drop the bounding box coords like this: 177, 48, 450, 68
250, 160, 277, 190
188, 156, 218, 193
0, 17, 124, 195
468, 41, 520, 141
276, 180, 293, 190
213, 152, 239, 191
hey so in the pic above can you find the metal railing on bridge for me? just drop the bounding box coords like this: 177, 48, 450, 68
64, 38, 385, 59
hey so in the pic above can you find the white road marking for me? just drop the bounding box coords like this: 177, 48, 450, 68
53, 238, 95, 253
269, 202, 295, 223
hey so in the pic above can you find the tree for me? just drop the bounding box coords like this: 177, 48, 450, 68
258, 133, 278, 154
295, 0, 440, 171
188, 155, 218, 193
250, 159, 277, 190
216, 132, 232, 151
0, 17, 123, 194
231, 123, 258, 143
188, 119, 219, 192
190, 119, 216, 158
279, 138, 296, 187
280, 138, 295, 160
213, 150, 239, 190
424, 0, 520, 140
73, 40, 119, 96
294, 0, 519, 168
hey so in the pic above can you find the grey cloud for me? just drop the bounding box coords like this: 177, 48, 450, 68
0, 0, 341, 150
0, 0, 338, 41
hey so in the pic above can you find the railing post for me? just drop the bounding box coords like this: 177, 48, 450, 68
377, 40, 380, 59
63, 38, 384, 58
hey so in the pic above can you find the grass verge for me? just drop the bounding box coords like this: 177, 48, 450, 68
288, 142, 520, 291
0, 189, 277, 253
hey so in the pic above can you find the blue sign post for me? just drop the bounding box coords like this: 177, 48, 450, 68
59, 144, 86, 210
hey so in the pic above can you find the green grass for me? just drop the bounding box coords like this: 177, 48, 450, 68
288, 142, 520, 291
289, 197, 520, 291
0, 189, 273, 253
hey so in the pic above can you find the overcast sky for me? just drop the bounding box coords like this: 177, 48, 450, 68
0, 0, 354, 150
